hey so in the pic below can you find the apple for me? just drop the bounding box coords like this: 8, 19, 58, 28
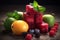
43, 14, 55, 27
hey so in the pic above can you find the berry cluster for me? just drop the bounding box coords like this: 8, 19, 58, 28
24, 22, 58, 40
22, 5, 59, 40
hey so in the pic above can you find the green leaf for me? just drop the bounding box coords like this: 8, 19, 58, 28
34, 7, 39, 11
38, 6, 46, 13
7, 11, 19, 19
33, 0, 38, 11
33, 0, 38, 7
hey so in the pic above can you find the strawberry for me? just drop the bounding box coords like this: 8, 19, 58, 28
26, 5, 38, 15
26, 5, 33, 12
23, 12, 34, 29
40, 22, 48, 33
35, 13, 43, 25
25, 34, 32, 40
49, 30, 56, 37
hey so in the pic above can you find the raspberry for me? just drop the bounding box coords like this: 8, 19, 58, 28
40, 22, 48, 33
54, 22, 59, 30
25, 34, 32, 40
49, 30, 55, 37
51, 27, 56, 32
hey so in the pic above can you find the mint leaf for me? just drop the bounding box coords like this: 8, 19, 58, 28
33, 0, 38, 7
7, 11, 18, 17
32, 0, 46, 13
38, 6, 46, 13
33, 0, 38, 11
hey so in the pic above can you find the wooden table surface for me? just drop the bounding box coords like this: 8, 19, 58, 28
0, 5, 60, 40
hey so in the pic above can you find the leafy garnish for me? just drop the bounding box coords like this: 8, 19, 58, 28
38, 6, 46, 13
32, 0, 46, 13
7, 11, 20, 20
33, 0, 38, 8
7, 11, 18, 17
33, 0, 38, 11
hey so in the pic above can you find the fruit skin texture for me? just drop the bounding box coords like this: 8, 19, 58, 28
34, 29, 40, 38
26, 5, 36, 15
40, 22, 48, 33
4, 17, 16, 31
43, 14, 55, 27
26, 5, 40, 15
11, 20, 29, 35
29, 29, 35, 34
50, 22, 59, 32
51, 27, 56, 32
35, 13, 43, 29
23, 12, 34, 29
35, 13, 43, 24
49, 30, 55, 37
25, 34, 32, 40
54, 22, 59, 30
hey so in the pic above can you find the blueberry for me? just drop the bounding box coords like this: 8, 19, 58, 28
34, 29, 40, 38
29, 29, 35, 34
34, 29, 40, 34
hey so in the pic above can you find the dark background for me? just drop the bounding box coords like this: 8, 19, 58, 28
0, 0, 60, 5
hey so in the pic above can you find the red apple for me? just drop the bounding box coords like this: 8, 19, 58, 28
49, 30, 56, 37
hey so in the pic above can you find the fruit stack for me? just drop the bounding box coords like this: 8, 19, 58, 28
4, 0, 59, 40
